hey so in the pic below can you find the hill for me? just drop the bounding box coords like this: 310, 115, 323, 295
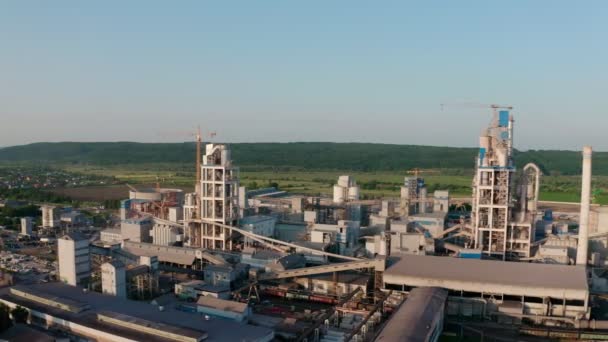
0, 142, 605, 175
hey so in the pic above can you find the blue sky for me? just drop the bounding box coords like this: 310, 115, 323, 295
1, 1, 607, 150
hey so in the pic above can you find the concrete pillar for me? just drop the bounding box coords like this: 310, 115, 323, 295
576, 146, 592, 267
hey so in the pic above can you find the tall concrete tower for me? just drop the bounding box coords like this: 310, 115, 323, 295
58, 232, 90, 286
41, 205, 60, 228
20, 217, 33, 236
576, 146, 592, 266
472, 109, 517, 259
101, 260, 126, 298
186, 144, 239, 250
333, 175, 360, 204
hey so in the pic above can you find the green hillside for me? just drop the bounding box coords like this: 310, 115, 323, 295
0, 142, 604, 175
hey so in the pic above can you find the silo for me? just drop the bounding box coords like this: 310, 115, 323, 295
348, 186, 360, 201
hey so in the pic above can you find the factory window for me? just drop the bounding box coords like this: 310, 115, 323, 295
523, 296, 543, 304
384, 283, 404, 291
448, 289, 461, 296
565, 299, 585, 307
503, 295, 522, 302
462, 291, 481, 298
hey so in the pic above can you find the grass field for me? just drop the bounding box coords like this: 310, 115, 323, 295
54, 163, 608, 204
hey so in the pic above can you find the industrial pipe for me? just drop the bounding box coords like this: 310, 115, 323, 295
576, 146, 592, 267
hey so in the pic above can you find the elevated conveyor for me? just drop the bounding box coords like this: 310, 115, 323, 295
258, 258, 385, 281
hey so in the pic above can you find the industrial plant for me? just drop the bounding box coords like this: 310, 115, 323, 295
3, 107, 608, 342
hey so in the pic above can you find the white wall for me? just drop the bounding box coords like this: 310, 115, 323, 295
101, 263, 126, 298
58, 238, 90, 286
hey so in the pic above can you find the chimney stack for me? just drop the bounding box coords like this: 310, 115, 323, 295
576, 146, 592, 267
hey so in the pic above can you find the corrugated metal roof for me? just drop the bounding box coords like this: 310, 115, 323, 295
1, 283, 273, 342
384, 255, 588, 299
122, 245, 195, 265
197, 296, 248, 314
376, 287, 447, 342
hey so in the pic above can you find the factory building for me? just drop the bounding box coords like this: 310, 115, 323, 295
389, 232, 434, 256
122, 188, 184, 222
274, 222, 307, 242
333, 175, 360, 204
100, 228, 123, 244
433, 190, 450, 213
400, 177, 431, 215
203, 264, 248, 288
471, 109, 540, 259
196, 296, 251, 322
101, 260, 126, 298
590, 206, 608, 235
151, 222, 182, 246
0, 283, 274, 341
294, 272, 369, 296
168, 206, 183, 223
60, 210, 86, 228
241, 249, 306, 273
375, 287, 447, 342
471, 110, 515, 259
239, 215, 276, 245
121, 217, 153, 243
57, 233, 91, 286
311, 220, 360, 255
20, 216, 33, 236
186, 144, 240, 250
175, 280, 230, 301
408, 212, 446, 238
383, 255, 589, 323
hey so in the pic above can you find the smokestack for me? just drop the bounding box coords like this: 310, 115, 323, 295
576, 146, 592, 267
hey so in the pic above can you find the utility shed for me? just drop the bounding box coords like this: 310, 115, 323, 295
197, 296, 251, 322
375, 287, 447, 342
383, 255, 590, 319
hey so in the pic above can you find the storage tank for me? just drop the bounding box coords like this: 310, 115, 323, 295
338, 175, 352, 188
333, 185, 345, 204
221, 148, 231, 166
348, 186, 360, 201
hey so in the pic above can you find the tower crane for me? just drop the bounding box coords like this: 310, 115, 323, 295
440, 102, 513, 111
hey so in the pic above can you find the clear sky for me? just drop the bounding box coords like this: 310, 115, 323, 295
1, 1, 607, 150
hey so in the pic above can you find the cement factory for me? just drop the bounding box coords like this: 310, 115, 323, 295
3, 107, 608, 341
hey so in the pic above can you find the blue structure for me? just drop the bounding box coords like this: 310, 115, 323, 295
457, 249, 482, 259
498, 110, 510, 127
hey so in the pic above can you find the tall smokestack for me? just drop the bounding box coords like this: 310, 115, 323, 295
576, 146, 592, 267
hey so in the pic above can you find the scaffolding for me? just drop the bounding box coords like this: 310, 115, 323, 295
127, 266, 159, 300
472, 108, 523, 260
184, 144, 240, 251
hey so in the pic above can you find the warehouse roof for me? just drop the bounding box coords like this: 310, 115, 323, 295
197, 296, 248, 314
0, 283, 273, 342
384, 255, 588, 300
376, 287, 447, 342
123, 244, 195, 265
0, 324, 55, 342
